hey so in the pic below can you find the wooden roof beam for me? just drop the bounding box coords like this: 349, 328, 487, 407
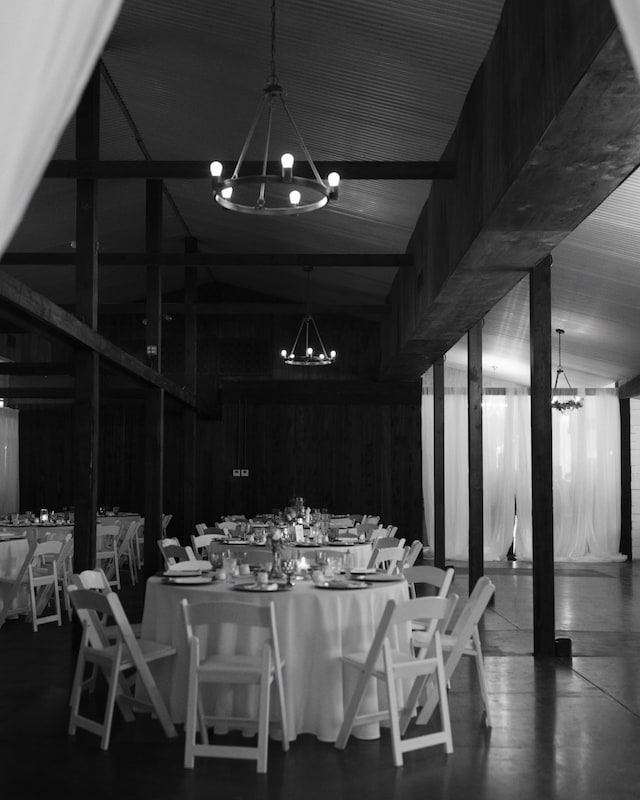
44, 160, 455, 181
1, 252, 410, 268
383, 1, 640, 379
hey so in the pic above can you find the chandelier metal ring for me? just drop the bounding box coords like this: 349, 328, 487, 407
212, 175, 330, 216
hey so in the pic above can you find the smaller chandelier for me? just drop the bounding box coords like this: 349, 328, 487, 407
210, 0, 339, 216
281, 267, 336, 366
551, 328, 583, 413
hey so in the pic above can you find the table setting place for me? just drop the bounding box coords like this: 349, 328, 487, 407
162, 548, 406, 592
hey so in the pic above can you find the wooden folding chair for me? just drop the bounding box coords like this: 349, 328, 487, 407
335, 596, 454, 767
181, 598, 289, 773
67, 586, 178, 750
413, 576, 495, 728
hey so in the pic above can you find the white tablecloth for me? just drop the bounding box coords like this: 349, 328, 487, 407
141, 574, 410, 742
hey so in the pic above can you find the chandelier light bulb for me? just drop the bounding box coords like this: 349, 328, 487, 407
306, 346, 313, 356
281, 153, 294, 182
221, 186, 233, 199
280, 349, 288, 357
330, 350, 336, 359
210, 161, 223, 178
328, 171, 340, 199
289, 189, 301, 206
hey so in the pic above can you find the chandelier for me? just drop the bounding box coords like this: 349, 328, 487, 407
281, 267, 336, 366
209, 0, 340, 216
551, 328, 583, 412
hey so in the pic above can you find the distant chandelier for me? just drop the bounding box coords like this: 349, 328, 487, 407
551, 328, 583, 412
209, 0, 340, 216
281, 267, 336, 366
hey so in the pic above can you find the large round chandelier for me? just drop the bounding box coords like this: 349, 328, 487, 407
210, 0, 340, 216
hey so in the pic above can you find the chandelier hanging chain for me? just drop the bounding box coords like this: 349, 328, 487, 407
269, 0, 278, 85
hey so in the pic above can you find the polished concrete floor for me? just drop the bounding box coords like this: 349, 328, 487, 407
2, 558, 640, 800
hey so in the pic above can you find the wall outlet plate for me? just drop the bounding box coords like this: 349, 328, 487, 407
241, 468, 249, 477
232, 468, 241, 477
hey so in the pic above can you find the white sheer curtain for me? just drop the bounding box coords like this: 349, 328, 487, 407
0, 407, 19, 514
0, 0, 122, 256
423, 368, 623, 562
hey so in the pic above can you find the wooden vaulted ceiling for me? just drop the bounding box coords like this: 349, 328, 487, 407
4, 0, 640, 390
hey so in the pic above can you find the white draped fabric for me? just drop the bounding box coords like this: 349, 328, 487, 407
0, 0, 122, 257
422, 366, 623, 562
0, 408, 19, 515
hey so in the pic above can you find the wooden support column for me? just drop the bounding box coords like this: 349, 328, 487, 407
468, 323, 484, 593
433, 358, 445, 570
529, 258, 557, 657
183, 237, 198, 541
620, 397, 632, 560
73, 67, 100, 573
144, 180, 164, 579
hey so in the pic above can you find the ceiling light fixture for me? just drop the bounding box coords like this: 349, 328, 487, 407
551, 328, 583, 412
209, 0, 339, 215
281, 267, 336, 366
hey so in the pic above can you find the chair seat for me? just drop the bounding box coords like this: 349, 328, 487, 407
198, 652, 273, 682
343, 648, 439, 680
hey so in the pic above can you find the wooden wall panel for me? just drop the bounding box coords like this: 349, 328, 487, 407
17, 397, 423, 544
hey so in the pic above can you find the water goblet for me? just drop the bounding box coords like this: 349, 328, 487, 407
282, 558, 297, 587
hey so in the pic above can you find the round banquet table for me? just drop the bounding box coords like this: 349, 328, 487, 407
141, 573, 410, 742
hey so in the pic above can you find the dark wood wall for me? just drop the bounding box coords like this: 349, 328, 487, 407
17, 396, 423, 542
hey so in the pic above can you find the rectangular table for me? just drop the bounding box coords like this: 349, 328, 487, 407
141, 574, 410, 742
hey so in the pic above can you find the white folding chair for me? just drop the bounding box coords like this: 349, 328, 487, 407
23, 540, 64, 631
191, 532, 219, 558
181, 598, 289, 773
362, 515, 380, 526
335, 596, 454, 767
366, 544, 407, 573
161, 513, 173, 538
96, 525, 121, 590
157, 540, 196, 569
117, 519, 140, 585
42, 530, 74, 620
67, 586, 178, 750
218, 521, 238, 535
401, 540, 423, 569
0, 540, 38, 630
134, 518, 145, 572
403, 565, 455, 600
194, 522, 208, 537
414, 576, 495, 728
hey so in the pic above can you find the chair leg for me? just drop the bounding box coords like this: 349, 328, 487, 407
184, 670, 198, 768
100, 653, 123, 750
334, 665, 371, 750
256, 651, 272, 773
382, 651, 404, 768
471, 628, 492, 727
434, 642, 454, 754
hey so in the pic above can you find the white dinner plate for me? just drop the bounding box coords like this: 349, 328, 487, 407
162, 575, 214, 585
314, 580, 368, 590
359, 573, 406, 583
350, 567, 377, 575
233, 583, 291, 593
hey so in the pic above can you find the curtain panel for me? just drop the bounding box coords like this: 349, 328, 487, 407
0, 407, 19, 514
422, 367, 623, 562
0, 0, 122, 257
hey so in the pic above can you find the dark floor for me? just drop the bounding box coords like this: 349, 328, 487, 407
2, 558, 640, 800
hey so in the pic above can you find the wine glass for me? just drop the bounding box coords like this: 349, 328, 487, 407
282, 558, 297, 587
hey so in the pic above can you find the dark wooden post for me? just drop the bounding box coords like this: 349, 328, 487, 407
529, 258, 557, 657
183, 237, 198, 541
468, 322, 484, 593
620, 397, 632, 560
73, 67, 100, 572
144, 180, 164, 579
433, 357, 445, 569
